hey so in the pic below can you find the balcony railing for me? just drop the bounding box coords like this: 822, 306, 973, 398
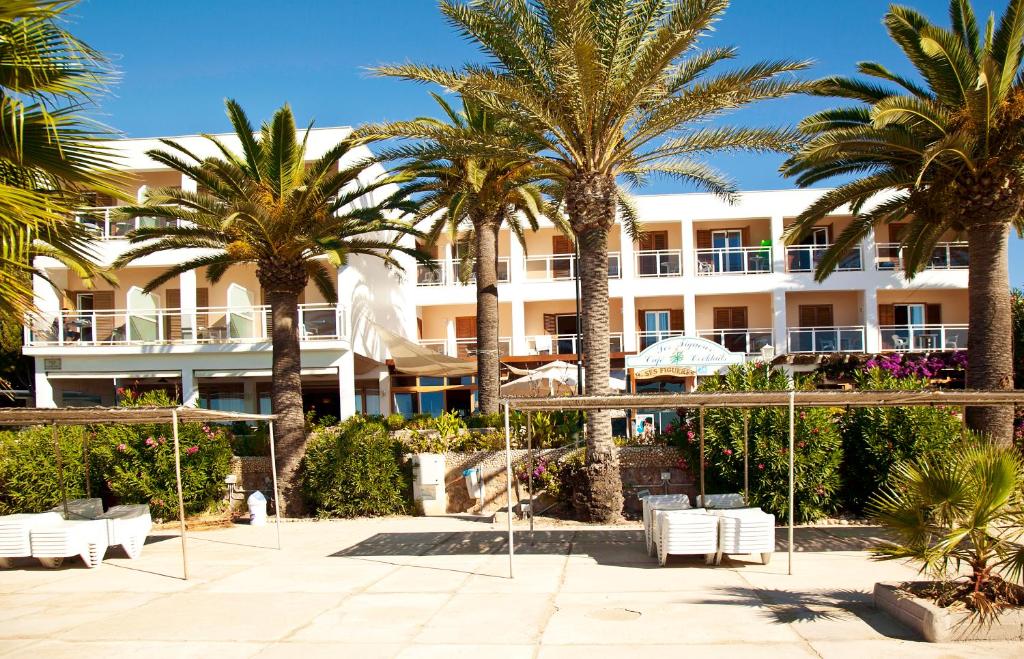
698, 328, 773, 354
637, 329, 682, 351
787, 326, 866, 353
416, 258, 511, 286
635, 249, 682, 277
523, 252, 621, 282
72, 205, 183, 240
875, 242, 969, 271
420, 337, 512, 358
695, 246, 773, 276
785, 245, 862, 273
879, 324, 967, 352
525, 333, 623, 355
25, 303, 347, 347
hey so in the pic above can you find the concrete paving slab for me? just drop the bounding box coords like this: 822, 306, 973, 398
537, 642, 820, 658
560, 560, 749, 592
810, 639, 1021, 658
0, 640, 41, 658
291, 593, 450, 643
1, 592, 158, 639
397, 644, 535, 659
4, 639, 265, 658
414, 593, 554, 644
364, 563, 474, 593
199, 558, 396, 593
253, 641, 404, 658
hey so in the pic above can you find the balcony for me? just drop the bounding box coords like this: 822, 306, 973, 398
879, 324, 967, 352
635, 250, 682, 277
695, 247, 773, 276
523, 252, 621, 282
73, 206, 182, 240
698, 328, 773, 354
524, 333, 623, 355
25, 303, 347, 347
875, 242, 968, 271
420, 337, 512, 359
416, 258, 511, 287
787, 326, 866, 353
785, 245, 862, 273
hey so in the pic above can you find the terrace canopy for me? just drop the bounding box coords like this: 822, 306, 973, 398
0, 406, 279, 580
375, 327, 476, 377
499, 389, 1024, 578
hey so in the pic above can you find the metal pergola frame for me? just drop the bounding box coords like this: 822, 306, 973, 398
0, 406, 279, 580
500, 389, 1024, 578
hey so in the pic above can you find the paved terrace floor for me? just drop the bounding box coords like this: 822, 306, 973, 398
0, 516, 1019, 658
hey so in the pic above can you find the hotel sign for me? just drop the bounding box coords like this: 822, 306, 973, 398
626, 336, 744, 377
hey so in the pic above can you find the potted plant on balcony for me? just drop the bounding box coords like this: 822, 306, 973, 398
869, 438, 1024, 641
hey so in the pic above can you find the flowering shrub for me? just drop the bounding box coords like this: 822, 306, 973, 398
863, 351, 966, 379
513, 450, 585, 505
0, 425, 94, 515
666, 363, 842, 523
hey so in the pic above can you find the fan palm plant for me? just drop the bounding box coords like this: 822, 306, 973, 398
0, 0, 123, 321
112, 100, 424, 514
781, 0, 1024, 443
869, 438, 1024, 619
376, 0, 812, 521
361, 93, 552, 414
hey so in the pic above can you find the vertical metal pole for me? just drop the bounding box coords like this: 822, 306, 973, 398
83, 431, 91, 498
268, 421, 282, 550
527, 413, 534, 542
743, 410, 749, 506
699, 406, 705, 506
788, 390, 796, 576
53, 423, 69, 519
504, 402, 515, 578
171, 409, 189, 580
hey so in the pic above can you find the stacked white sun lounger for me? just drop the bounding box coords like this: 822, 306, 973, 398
48, 497, 104, 519
649, 492, 776, 567
641, 494, 692, 556
653, 508, 719, 566
0, 512, 63, 568
712, 507, 776, 565
30, 518, 109, 568
98, 504, 152, 559
696, 493, 746, 509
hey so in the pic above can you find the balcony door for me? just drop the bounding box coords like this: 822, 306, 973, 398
798, 304, 836, 352
552, 235, 574, 280
641, 310, 670, 350
637, 231, 668, 276
455, 316, 477, 357
713, 307, 748, 353
893, 303, 926, 326
127, 287, 160, 342
555, 314, 578, 354
711, 229, 743, 272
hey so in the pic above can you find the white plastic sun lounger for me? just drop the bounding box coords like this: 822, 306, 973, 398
48, 497, 104, 520
641, 494, 691, 556
653, 508, 718, 567
30, 519, 108, 568
712, 507, 776, 565
0, 512, 64, 568
695, 493, 746, 509
98, 505, 152, 559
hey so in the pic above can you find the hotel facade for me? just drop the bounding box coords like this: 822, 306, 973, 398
24, 128, 970, 420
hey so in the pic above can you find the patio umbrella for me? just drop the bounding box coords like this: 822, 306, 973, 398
501, 360, 626, 397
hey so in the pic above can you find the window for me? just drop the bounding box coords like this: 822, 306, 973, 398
711, 230, 744, 272
200, 391, 246, 413
712, 307, 749, 353
394, 393, 417, 418
641, 310, 670, 349
798, 305, 834, 327
894, 303, 926, 326
420, 391, 444, 416
555, 314, 578, 354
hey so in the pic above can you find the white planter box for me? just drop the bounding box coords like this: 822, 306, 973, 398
874, 581, 1024, 642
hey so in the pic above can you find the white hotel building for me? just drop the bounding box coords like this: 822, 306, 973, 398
24, 128, 970, 419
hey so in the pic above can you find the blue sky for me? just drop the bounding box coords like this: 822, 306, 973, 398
71, 0, 1021, 285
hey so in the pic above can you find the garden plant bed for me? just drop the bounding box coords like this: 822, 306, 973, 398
874, 581, 1024, 642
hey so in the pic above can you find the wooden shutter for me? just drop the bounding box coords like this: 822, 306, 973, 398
714, 307, 747, 329
196, 287, 209, 336
799, 305, 832, 327
925, 304, 941, 325
637, 310, 646, 332
455, 316, 477, 338
878, 304, 895, 326
166, 289, 181, 340
696, 230, 712, 249
731, 307, 748, 329
639, 231, 668, 251
740, 227, 750, 247
92, 290, 115, 342
713, 308, 731, 329
552, 235, 573, 254
543, 313, 557, 334
669, 309, 684, 331
889, 223, 907, 243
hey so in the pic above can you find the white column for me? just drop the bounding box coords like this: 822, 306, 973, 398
622, 293, 637, 352
179, 269, 198, 342
683, 293, 697, 337
681, 218, 695, 278
445, 318, 457, 357
181, 366, 199, 407
508, 234, 525, 284
619, 222, 635, 281
511, 298, 527, 355
770, 215, 786, 274
863, 226, 878, 273
772, 289, 788, 356
377, 369, 392, 416
34, 359, 55, 408
863, 287, 880, 353
442, 242, 454, 287
338, 352, 356, 419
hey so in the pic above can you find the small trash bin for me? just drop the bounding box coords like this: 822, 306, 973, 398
463, 467, 484, 507
247, 490, 267, 526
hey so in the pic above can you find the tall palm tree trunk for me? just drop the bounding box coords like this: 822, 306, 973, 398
567, 173, 623, 522
474, 215, 502, 415
267, 289, 307, 515
965, 221, 1014, 445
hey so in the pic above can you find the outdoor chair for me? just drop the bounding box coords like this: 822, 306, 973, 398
30, 518, 108, 568
653, 508, 718, 567
533, 335, 553, 355
891, 334, 908, 350
98, 504, 152, 559
49, 498, 104, 520
695, 493, 745, 509
711, 507, 776, 565
641, 494, 691, 556
0, 512, 63, 568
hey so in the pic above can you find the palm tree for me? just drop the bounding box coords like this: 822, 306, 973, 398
377, 0, 811, 521
361, 93, 552, 414
781, 0, 1024, 444
0, 0, 123, 321
113, 100, 424, 514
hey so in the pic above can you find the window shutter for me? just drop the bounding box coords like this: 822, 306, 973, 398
925, 304, 941, 325
455, 316, 477, 338
196, 287, 210, 336
713, 308, 731, 329
543, 313, 557, 334
889, 223, 907, 243
92, 290, 115, 342
818, 305, 833, 326
669, 309, 684, 331
740, 227, 750, 247
696, 230, 712, 249
798, 305, 816, 327
638, 231, 668, 251
552, 235, 573, 254
166, 289, 181, 340
879, 304, 895, 326
732, 307, 748, 329
637, 310, 646, 332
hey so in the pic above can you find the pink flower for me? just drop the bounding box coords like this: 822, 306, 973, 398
799, 411, 806, 419
664, 423, 674, 433
116, 443, 127, 452
145, 437, 157, 447
186, 446, 199, 456
158, 436, 166, 444
723, 448, 733, 456
686, 431, 695, 439
757, 463, 765, 470
798, 441, 806, 449
116, 387, 125, 395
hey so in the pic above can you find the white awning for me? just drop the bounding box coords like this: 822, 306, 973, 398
376, 327, 476, 377
194, 367, 339, 378
47, 371, 181, 380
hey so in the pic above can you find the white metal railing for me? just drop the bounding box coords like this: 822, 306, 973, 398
787, 326, 866, 353
785, 245, 862, 273
875, 242, 969, 271
637, 329, 682, 351
419, 337, 513, 358
635, 249, 682, 277
417, 258, 511, 286
695, 246, 773, 275
25, 303, 347, 347
698, 328, 773, 354
72, 205, 184, 240
525, 332, 623, 355
879, 324, 967, 351
523, 252, 621, 282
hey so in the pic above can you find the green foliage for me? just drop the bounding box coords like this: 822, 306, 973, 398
1014, 288, 1024, 389
0, 425, 93, 515
516, 449, 585, 507
301, 416, 412, 518
384, 413, 407, 431
839, 368, 965, 512
669, 363, 843, 523
870, 436, 1024, 617
465, 412, 503, 429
